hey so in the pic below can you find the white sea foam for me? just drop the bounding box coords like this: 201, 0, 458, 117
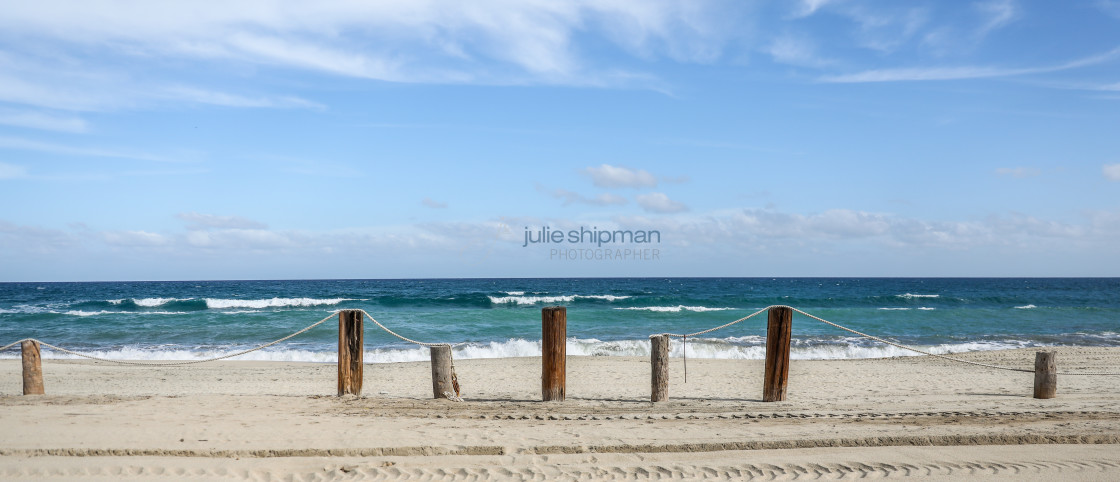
615, 305, 734, 313
65, 310, 191, 317
917, 307, 936, 311
134, 297, 188, 307
505, 291, 525, 296
204, 297, 355, 309
2, 336, 1052, 363
1015, 304, 1037, 309
878, 307, 911, 311
488, 294, 630, 305
896, 293, 940, 299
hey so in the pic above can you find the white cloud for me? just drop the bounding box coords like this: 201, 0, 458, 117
546, 187, 628, 206
0, 136, 183, 163
422, 198, 448, 209
0, 1, 742, 93
0, 162, 28, 180
101, 230, 169, 247
821, 47, 1120, 83
176, 212, 268, 230
975, 0, 1018, 37
582, 164, 658, 189
0, 109, 88, 133
159, 86, 324, 110
766, 33, 832, 68
635, 192, 688, 213
1104, 163, 1120, 181
790, 0, 835, 18
995, 167, 1040, 178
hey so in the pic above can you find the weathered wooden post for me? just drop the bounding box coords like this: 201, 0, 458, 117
1034, 351, 1057, 399
763, 306, 792, 402
21, 340, 44, 395
430, 344, 455, 399
650, 334, 670, 402
542, 306, 567, 401
337, 310, 363, 396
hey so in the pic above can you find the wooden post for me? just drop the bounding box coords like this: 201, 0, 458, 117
430, 345, 455, 399
21, 340, 44, 395
337, 310, 363, 397
1034, 351, 1057, 399
542, 306, 567, 401
763, 306, 792, 402
651, 334, 670, 402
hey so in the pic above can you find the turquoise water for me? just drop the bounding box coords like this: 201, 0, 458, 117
1, 278, 1117, 362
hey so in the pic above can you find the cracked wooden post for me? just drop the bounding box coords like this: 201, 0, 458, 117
542, 306, 566, 401
1034, 351, 1056, 399
22, 340, 44, 395
651, 334, 670, 402
763, 306, 792, 402
338, 310, 363, 396
430, 344, 454, 399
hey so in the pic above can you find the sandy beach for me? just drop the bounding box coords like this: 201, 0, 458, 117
2, 346, 1119, 480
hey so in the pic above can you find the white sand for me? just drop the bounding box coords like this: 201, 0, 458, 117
2, 346, 1119, 480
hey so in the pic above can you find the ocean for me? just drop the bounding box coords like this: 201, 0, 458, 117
1, 278, 1118, 363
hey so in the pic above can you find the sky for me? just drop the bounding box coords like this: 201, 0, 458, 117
1, 0, 1119, 281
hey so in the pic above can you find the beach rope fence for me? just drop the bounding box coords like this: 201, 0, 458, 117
3, 305, 1119, 401
648, 305, 1120, 403
1, 309, 466, 400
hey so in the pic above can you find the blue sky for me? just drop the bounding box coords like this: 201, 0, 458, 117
1, 0, 1119, 281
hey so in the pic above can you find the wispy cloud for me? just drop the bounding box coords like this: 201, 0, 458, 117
790, 0, 836, 18
176, 212, 268, 230
0, 109, 89, 133
635, 192, 688, 213
545, 187, 628, 207
0, 136, 185, 163
159, 86, 325, 110
582, 164, 658, 189
1104, 164, 1120, 181
766, 32, 833, 68
0, 162, 29, 180
996, 167, 1040, 178
422, 198, 448, 209
975, 0, 1019, 37
0, 1, 743, 94
820, 47, 1120, 83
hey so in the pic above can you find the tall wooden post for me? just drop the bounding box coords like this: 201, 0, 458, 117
21, 340, 44, 395
542, 306, 567, 401
763, 306, 792, 402
430, 345, 455, 399
1034, 351, 1057, 399
337, 310, 363, 397
651, 334, 670, 402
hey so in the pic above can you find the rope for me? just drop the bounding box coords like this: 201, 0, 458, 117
652, 305, 1120, 376
0, 312, 338, 366
358, 309, 467, 349
784, 306, 1120, 376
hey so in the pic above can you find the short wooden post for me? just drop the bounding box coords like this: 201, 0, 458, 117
430, 345, 455, 399
1034, 351, 1057, 399
763, 306, 792, 402
337, 310, 363, 397
21, 340, 44, 395
542, 306, 567, 401
651, 334, 670, 402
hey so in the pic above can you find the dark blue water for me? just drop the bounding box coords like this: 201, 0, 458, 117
1, 278, 1117, 362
